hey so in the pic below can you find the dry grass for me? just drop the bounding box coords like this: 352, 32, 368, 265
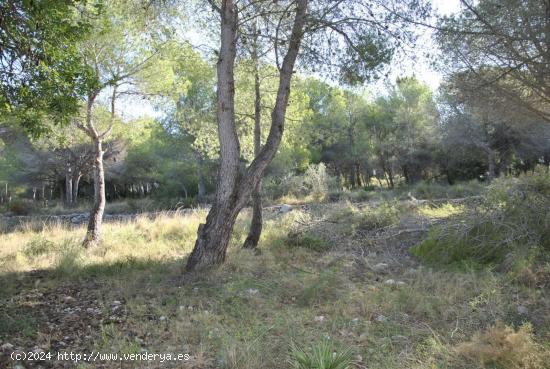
455, 323, 548, 369
0, 201, 548, 369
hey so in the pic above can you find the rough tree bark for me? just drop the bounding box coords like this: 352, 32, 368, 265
84, 137, 106, 246
243, 25, 263, 250
185, 0, 308, 272
81, 90, 113, 247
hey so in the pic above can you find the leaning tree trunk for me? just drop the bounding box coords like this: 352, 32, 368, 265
243, 27, 263, 250
185, 0, 307, 272
84, 138, 106, 247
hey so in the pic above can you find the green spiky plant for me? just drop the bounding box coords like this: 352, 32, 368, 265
289, 338, 354, 369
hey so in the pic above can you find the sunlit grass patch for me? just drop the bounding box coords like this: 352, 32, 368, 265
417, 203, 465, 219
0, 198, 548, 369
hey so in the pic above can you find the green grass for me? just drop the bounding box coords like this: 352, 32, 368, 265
0, 197, 548, 369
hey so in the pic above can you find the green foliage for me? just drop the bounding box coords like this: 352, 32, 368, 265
24, 237, 56, 258
264, 163, 339, 201
8, 199, 38, 215
289, 339, 354, 369
0, 0, 98, 134
296, 269, 343, 307
287, 231, 330, 253
412, 169, 550, 269
410, 180, 485, 199
329, 202, 401, 234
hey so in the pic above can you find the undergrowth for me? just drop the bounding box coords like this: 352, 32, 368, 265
412, 169, 550, 274
0, 184, 548, 369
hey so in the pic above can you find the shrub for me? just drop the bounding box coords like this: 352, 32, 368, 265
8, 199, 38, 216
263, 163, 339, 201
289, 339, 354, 369
303, 163, 337, 199
410, 180, 485, 199
23, 237, 56, 258
297, 270, 343, 306
412, 169, 550, 269
455, 323, 548, 369
287, 231, 330, 252
337, 189, 370, 203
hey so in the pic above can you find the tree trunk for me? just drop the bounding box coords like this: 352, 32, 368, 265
185, 0, 307, 272
487, 149, 496, 180
186, 0, 241, 271
243, 24, 263, 250
84, 138, 106, 247
387, 168, 395, 189
356, 163, 363, 187
65, 165, 73, 204
59, 181, 64, 203
73, 174, 81, 204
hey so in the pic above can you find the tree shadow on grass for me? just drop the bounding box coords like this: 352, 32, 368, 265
0, 257, 188, 346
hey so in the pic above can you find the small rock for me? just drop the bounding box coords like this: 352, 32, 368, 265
246, 288, 259, 295
58, 341, 66, 347
62, 296, 75, 303
1, 342, 14, 351
159, 315, 167, 321
517, 305, 528, 315
178, 305, 185, 311
278, 204, 293, 214
112, 300, 121, 305
351, 318, 359, 324
314, 315, 325, 323
372, 263, 388, 272
384, 279, 396, 285
375, 314, 388, 323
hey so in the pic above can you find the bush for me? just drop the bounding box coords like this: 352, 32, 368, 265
263, 163, 339, 201
410, 180, 484, 200
335, 189, 370, 203
412, 168, 550, 269
289, 339, 354, 369
8, 199, 39, 216
23, 237, 56, 258
287, 231, 330, 252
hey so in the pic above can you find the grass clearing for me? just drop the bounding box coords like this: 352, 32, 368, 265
0, 193, 548, 368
